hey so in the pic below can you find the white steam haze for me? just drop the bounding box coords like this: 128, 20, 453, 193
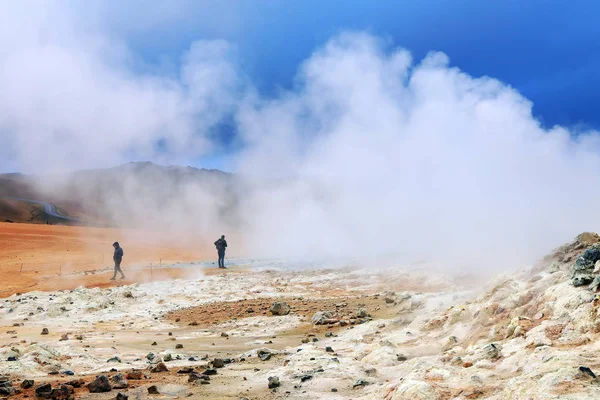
1, 2, 599, 270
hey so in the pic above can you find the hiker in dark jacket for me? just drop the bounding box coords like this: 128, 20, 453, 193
111, 241, 125, 280
214, 235, 227, 268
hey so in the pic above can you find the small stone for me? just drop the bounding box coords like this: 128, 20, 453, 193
175, 344, 183, 349
150, 362, 168, 373
325, 346, 334, 353
107, 356, 122, 363
66, 379, 85, 388
147, 385, 159, 394
151, 342, 157, 346
203, 368, 217, 376
353, 379, 369, 388
331, 388, 338, 392
146, 353, 155, 361
163, 353, 173, 362
116, 393, 129, 400
258, 349, 272, 361
268, 376, 280, 389
41, 328, 49, 335
463, 362, 473, 368
269, 302, 291, 316
221, 332, 229, 337
213, 358, 225, 368
125, 370, 143, 380
188, 321, 198, 326
300, 375, 312, 382
59, 334, 69, 341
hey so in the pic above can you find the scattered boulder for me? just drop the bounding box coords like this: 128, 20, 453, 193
268, 376, 280, 389
202, 368, 217, 376
116, 393, 128, 400
35, 383, 53, 399
175, 344, 183, 349
125, 370, 143, 380
21, 379, 34, 389
87, 375, 112, 393
213, 358, 225, 368
49, 385, 72, 400
188, 372, 210, 384
147, 385, 159, 394
65, 379, 84, 388
107, 356, 122, 363
41, 328, 49, 335
325, 346, 334, 353
150, 362, 168, 373
110, 373, 129, 389
269, 302, 291, 316
163, 353, 173, 362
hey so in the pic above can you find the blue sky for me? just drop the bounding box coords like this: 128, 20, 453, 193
1, 1, 598, 173
124, 0, 599, 131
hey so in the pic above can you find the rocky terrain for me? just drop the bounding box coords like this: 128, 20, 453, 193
2, 233, 600, 399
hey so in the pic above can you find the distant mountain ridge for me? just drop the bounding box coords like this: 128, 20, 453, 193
0, 162, 235, 226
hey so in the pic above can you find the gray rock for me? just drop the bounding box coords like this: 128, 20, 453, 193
116, 393, 129, 400
268, 376, 280, 389
353, 379, 369, 388
110, 373, 129, 389
572, 244, 600, 286
270, 302, 291, 316
149, 362, 168, 373
213, 358, 225, 368
311, 311, 332, 325
258, 349, 272, 361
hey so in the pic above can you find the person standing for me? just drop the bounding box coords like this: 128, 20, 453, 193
214, 235, 228, 268
111, 241, 125, 280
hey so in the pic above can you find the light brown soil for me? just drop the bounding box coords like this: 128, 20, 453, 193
166, 295, 395, 330
0, 222, 223, 297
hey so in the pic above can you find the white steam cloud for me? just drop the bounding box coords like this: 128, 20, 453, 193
1, 3, 599, 270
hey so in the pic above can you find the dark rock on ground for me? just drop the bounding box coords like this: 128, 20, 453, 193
35, 383, 53, 399
268, 376, 280, 389
87, 375, 112, 393
125, 370, 143, 380
213, 358, 225, 368
21, 379, 34, 389
110, 373, 129, 389
269, 302, 291, 316
65, 379, 84, 388
147, 385, 159, 394
150, 362, 168, 373
258, 349, 272, 361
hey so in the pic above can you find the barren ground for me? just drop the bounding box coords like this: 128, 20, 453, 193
2, 224, 600, 399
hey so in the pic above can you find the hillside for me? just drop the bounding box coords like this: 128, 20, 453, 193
0, 162, 235, 227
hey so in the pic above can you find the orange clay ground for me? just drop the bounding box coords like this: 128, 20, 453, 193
0, 222, 232, 297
